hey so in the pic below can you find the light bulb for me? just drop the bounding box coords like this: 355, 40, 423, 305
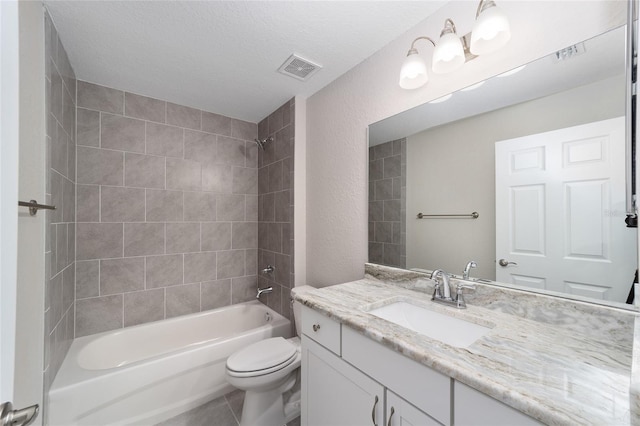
432, 32, 465, 74
399, 52, 428, 89
470, 3, 511, 55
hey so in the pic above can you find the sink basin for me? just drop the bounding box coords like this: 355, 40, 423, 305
367, 302, 491, 348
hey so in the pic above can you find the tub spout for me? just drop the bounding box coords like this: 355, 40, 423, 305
257, 286, 273, 299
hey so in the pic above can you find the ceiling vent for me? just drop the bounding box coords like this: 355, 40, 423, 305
278, 54, 322, 81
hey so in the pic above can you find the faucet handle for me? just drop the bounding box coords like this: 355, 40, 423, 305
455, 283, 475, 308
456, 282, 476, 292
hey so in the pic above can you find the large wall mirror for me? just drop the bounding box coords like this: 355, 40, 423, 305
368, 23, 639, 308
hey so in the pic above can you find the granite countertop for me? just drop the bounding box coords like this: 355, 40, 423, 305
293, 265, 639, 426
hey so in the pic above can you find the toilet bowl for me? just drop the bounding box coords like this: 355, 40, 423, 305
225, 286, 312, 426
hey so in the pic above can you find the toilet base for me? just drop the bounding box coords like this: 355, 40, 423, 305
239, 374, 298, 426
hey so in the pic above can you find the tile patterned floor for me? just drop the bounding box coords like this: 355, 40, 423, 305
155, 389, 300, 426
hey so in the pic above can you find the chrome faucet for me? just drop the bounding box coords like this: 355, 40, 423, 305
430, 269, 452, 300
462, 261, 477, 281
431, 269, 476, 309
256, 286, 273, 299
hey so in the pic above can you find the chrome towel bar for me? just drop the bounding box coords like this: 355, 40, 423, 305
416, 211, 479, 219
18, 200, 56, 216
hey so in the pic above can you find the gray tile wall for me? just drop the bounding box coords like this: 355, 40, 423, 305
44, 9, 76, 403
75, 81, 259, 337
369, 139, 406, 268
257, 99, 295, 318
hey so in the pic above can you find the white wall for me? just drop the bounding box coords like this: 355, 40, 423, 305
305, 0, 626, 287
406, 75, 625, 281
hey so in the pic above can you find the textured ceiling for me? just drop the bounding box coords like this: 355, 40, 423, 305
44, 1, 446, 123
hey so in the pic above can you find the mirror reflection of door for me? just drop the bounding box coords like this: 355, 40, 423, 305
495, 117, 635, 302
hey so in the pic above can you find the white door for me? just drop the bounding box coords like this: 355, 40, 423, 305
495, 117, 636, 302
1, 2, 46, 425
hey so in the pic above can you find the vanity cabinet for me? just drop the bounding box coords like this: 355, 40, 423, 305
386, 390, 441, 426
454, 382, 542, 426
300, 305, 540, 426
301, 336, 384, 425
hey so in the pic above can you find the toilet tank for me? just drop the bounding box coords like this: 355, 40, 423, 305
291, 285, 315, 336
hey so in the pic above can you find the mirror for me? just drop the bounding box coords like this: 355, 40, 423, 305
368, 25, 638, 308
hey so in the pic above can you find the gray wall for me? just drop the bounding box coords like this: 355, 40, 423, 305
257, 99, 295, 318
368, 139, 406, 269
44, 9, 76, 398
74, 81, 259, 337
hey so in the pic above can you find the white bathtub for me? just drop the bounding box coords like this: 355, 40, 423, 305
48, 301, 291, 426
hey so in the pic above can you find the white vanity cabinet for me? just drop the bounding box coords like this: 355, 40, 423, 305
300, 305, 540, 426
301, 336, 384, 426
454, 382, 542, 426
386, 390, 441, 426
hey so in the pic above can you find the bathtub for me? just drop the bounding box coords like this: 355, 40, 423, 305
48, 301, 291, 426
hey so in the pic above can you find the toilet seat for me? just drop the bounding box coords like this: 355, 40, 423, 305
226, 337, 299, 378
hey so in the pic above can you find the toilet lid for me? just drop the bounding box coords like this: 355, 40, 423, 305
226, 337, 297, 373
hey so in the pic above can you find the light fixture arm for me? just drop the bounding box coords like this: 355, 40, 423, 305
407, 36, 436, 55
441, 18, 457, 37
475, 0, 496, 18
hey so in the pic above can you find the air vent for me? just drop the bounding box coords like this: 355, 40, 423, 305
278, 54, 322, 81
551, 42, 586, 62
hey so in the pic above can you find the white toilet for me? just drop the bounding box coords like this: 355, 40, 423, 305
225, 287, 311, 426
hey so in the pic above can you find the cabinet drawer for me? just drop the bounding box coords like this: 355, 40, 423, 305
342, 327, 451, 425
301, 305, 341, 355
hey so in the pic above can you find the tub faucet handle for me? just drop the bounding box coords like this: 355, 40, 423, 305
262, 265, 274, 274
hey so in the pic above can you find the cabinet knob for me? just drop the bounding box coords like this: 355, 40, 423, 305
312, 324, 321, 332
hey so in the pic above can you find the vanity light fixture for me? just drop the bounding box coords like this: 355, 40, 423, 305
399, 0, 511, 90
432, 19, 465, 74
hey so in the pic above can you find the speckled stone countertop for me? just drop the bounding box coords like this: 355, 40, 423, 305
293, 264, 640, 426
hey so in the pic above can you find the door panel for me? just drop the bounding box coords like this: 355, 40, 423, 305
496, 117, 635, 302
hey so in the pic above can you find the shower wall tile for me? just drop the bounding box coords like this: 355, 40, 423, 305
146, 254, 184, 288
201, 222, 231, 251
166, 102, 201, 130
45, 10, 76, 393
124, 289, 165, 327
100, 113, 146, 153
75, 81, 260, 337
125, 92, 166, 123
184, 251, 217, 283
202, 112, 232, 136
231, 118, 258, 141
76, 223, 123, 260
77, 81, 123, 114
166, 222, 201, 253
124, 223, 165, 256
100, 186, 145, 222
257, 99, 295, 318
201, 280, 232, 310
166, 283, 201, 318
146, 189, 183, 222
124, 153, 166, 189
146, 122, 184, 158
77, 146, 124, 186
76, 295, 124, 337
368, 139, 406, 269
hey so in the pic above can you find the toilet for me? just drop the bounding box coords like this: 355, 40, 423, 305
225, 286, 311, 426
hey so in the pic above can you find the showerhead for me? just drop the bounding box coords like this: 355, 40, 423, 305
254, 136, 273, 150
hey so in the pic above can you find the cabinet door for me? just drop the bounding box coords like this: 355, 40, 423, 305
386, 390, 442, 426
454, 382, 542, 426
302, 335, 384, 426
